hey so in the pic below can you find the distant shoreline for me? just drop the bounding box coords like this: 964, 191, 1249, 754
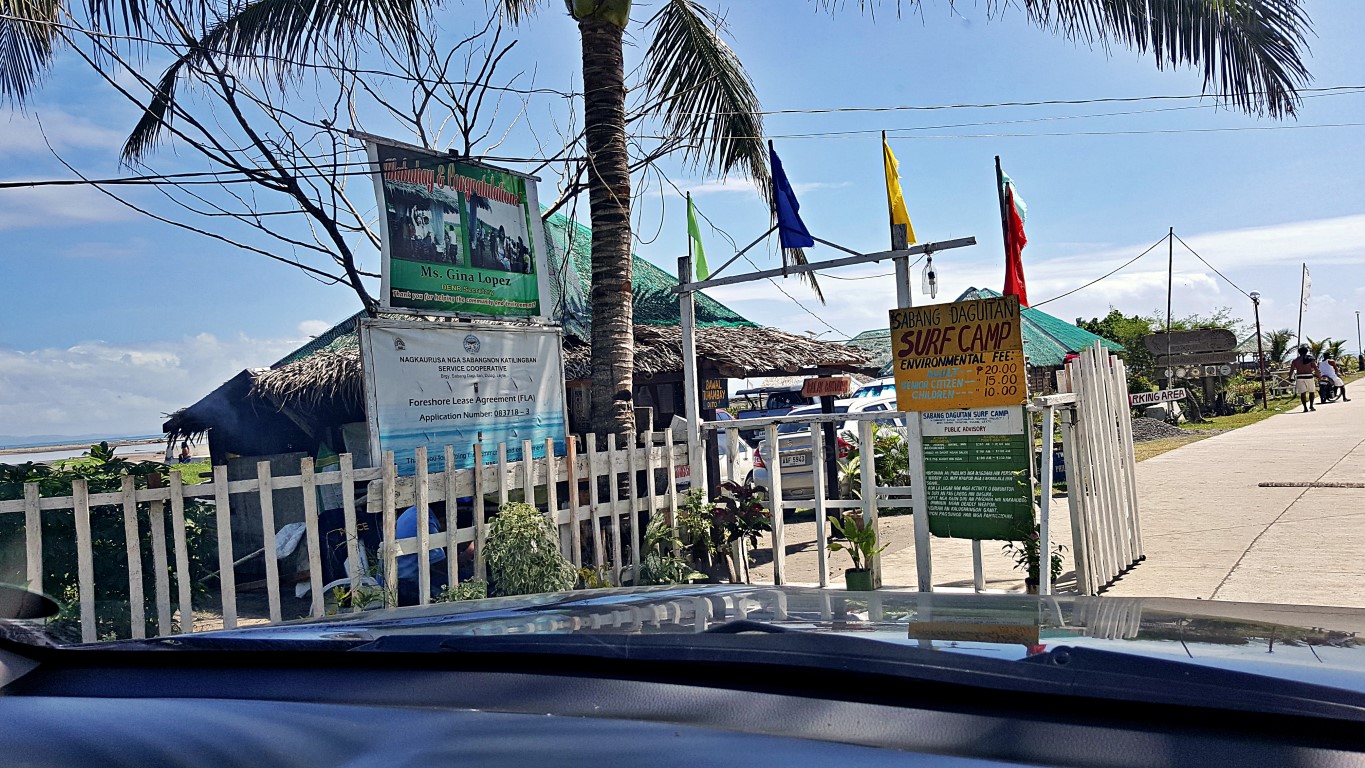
0, 437, 167, 457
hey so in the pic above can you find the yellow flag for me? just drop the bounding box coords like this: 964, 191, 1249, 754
883, 138, 917, 245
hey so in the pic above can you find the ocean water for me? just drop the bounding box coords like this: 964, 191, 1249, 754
382, 414, 567, 476
0, 434, 166, 465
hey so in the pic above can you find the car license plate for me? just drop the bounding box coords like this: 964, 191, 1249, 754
780, 454, 808, 467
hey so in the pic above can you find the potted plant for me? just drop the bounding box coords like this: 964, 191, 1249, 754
1001, 521, 1067, 594
827, 512, 887, 591
484, 501, 576, 596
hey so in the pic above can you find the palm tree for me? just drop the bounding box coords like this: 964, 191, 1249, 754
3, 0, 1314, 441
0, 0, 430, 106
495, 0, 1312, 439
1267, 328, 1295, 364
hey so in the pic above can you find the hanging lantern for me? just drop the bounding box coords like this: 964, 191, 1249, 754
922, 254, 938, 299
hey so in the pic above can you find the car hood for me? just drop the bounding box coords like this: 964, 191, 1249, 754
165, 585, 1365, 690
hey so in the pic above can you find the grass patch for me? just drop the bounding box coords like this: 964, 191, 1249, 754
1135, 434, 1209, 461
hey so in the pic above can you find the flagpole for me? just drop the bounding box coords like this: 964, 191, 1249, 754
994, 157, 1011, 265
1297, 262, 1306, 349
680, 197, 705, 497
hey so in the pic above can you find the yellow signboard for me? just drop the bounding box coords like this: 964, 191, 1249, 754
889, 296, 1026, 411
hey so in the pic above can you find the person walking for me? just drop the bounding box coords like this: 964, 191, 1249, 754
1289, 345, 1320, 412
1320, 352, 1351, 402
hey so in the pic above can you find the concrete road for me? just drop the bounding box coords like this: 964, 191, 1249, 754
1103, 394, 1365, 607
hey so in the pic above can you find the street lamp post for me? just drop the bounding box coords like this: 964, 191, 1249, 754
1251, 291, 1268, 409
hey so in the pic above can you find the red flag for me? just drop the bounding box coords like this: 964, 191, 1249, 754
1002, 173, 1029, 307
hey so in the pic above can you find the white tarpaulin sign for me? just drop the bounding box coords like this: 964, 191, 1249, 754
1129, 388, 1187, 407
358, 320, 567, 476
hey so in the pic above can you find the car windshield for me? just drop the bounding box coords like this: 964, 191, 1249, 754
2, 8, 1361, 749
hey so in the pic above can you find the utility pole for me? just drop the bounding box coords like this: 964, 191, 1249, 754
1166, 227, 1174, 380
1356, 310, 1362, 372
1296, 263, 1308, 349
1251, 291, 1268, 409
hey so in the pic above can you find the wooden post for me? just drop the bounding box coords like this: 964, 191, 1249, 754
906, 415, 932, 592
445, 445, 460, 587
678, 254, 706, 497
340, 453, 361, 610
809, 425, 829, 588
607, 433, 624, 585
23, 482, 42, 596
496, 442, 510, 508
415, 445, 431, 606
256, 461, 282, 624
522, 439, 536, 503
300, 458, 325, 618
764, 423, 786, 585
663, 428, 679, 532
1039, 404, 1057, 595
586, 434, 606, 574
857, 420, 879, 587
119, 475, 147, 639
381, 450, 398, 609
212, 464, 236, 629
72, 478, 96, 643
472, 442, 488, 581
168, 470, 193, 634
565, 436, 582, 568
146, 473, 172, 636
627, 433, 642, 584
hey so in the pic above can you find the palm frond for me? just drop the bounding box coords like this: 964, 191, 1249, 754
1016, 0, 1310, 117
0, 0, 62, 106
120, 0, 429, 161
644, 0, 824, 299
643, 0, 765, 185
496, 0, 549, 24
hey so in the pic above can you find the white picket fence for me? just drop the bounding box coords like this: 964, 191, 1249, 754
0, 431, 688, 643
1054, 341, 1145, 594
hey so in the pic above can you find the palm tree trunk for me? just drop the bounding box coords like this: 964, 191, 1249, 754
579, 14, 635, 442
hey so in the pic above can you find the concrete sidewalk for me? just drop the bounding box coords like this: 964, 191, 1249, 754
1103, 394, 1365, 607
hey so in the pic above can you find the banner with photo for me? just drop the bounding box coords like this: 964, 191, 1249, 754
358, 320, 568, 477
366, 139, 552, 319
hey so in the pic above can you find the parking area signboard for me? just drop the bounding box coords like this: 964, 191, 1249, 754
889, 296, 1026, 411
920, 407, 1033, 540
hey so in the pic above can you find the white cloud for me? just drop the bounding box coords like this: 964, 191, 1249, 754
297, 319, 332, 337
683, 178, 850, 196
0, 182, 137, 230
0, 332, 307, 439
2, 108, 128, 155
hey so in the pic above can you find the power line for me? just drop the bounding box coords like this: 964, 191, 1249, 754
1172, 232, 1253, 299
640, 120, 1365, 143
1031, 234, 1170, 308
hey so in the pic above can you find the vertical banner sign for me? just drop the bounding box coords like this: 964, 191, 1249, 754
359, 320, 567, 476
920, 407, 1033, 540
367, 140, 552, 319
889, 295, 1026, 411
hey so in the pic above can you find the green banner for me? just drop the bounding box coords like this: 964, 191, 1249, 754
924, 431, 1033, 540
370, 142, 544, 317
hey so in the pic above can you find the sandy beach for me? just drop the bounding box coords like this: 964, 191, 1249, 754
0, 437, 208, 466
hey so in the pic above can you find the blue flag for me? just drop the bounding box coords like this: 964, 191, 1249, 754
769, 141, 814, 250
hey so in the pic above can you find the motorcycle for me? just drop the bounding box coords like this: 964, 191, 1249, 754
1319, 377, 1340, 404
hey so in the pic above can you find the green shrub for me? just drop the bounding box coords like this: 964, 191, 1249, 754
638, 514, 701, 586
484, 501, 574, 596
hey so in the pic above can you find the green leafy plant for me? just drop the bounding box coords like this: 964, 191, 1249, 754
638, 514, 703, 586
436, 580, 488, 602
839, 423, 909, 498
1001, 520, 1067, 584
484, 501, 575, 597
827, 512, 887, 572
576, 565, 612, 589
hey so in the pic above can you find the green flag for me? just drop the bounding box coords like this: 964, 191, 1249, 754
687, 194, 709, 280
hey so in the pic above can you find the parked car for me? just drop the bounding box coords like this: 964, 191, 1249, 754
673, 410, 756, 491
752, 395, 902, 500
849, 376, 896, 400
732, 385, 814, 442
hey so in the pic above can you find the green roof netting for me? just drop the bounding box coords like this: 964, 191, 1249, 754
845, 287, 1124, 375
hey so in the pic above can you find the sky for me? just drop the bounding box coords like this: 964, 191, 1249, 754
2, 0, 1363, 440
